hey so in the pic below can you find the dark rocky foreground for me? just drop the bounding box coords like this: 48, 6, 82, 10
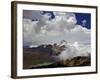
59, 56, 91, 67
23, 46, 91, 69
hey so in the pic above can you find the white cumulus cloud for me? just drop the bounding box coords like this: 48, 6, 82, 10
23, 11, 90, 45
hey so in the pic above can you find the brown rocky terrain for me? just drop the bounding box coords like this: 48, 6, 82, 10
59, 56, 91, 67
23, 45, 91, 69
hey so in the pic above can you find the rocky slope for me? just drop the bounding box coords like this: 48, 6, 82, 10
23, 45, 91, 69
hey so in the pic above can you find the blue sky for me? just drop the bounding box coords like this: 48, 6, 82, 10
75, 13, 91, 29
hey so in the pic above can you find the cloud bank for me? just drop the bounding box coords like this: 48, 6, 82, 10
23, 11, 90, 46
